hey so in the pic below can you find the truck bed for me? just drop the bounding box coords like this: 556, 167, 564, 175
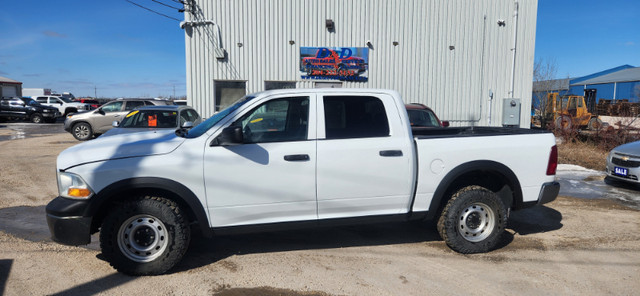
412, 126, 551, 139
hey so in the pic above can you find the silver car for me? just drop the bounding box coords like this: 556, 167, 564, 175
102, 105, 202, 137
64, 99, 173, 140
606, 140, 640, 184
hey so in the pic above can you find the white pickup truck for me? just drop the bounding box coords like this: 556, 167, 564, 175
46, 89, 559, 275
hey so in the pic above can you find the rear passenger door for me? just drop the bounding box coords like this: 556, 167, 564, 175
316, 94, 414, 219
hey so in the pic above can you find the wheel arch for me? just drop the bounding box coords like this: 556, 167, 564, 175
424, 160, 523, 220
87, 177, 212, 237
64, 107, 78, 115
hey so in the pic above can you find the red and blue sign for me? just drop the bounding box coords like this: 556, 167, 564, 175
300, 47, 369, 82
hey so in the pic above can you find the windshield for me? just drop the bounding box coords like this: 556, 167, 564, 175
407, 109, 440, 127
119, 109, 178, 128
185, 96, 254, 138
20, 98, 40, 106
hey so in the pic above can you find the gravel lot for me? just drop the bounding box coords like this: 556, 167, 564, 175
0, 125, 639, 295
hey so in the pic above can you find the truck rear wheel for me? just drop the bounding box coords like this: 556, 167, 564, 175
99, 196, 190, 275
437, 186, 506, 253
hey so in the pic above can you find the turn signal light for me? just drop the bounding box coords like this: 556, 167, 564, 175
68, 188, 91, 198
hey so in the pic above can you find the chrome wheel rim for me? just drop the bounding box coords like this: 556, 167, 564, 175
458, 202, 495, 242
117, 215, 168, 263
74, 125, 90, 139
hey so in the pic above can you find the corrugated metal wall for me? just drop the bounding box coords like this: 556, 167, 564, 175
184, 0, 537, 127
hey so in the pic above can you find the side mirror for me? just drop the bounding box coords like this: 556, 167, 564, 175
112, 121, 119, 127
181, 121, 194, 129
212, 126, 243, 146
441, 121, 450, 127
97, 109, 105, 115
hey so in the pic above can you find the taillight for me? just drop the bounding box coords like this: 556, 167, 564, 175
546, 145, 558, 175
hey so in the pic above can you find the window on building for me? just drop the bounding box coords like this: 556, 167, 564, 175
323, 96, 389, 139
215, 81, 246, 112
314, 82, 342, 88
265, 81, 296, 90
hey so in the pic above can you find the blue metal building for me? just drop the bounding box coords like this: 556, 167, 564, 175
569, 66, 640, 103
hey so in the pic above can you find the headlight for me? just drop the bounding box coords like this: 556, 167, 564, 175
57, 172, 93, 199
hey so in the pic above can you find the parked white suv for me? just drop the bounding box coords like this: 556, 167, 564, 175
34, 95, 90, 116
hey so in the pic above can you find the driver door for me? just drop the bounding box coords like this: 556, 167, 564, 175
204, 94, 318, 227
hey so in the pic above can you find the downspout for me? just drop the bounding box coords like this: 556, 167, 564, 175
509, 1, 519, 97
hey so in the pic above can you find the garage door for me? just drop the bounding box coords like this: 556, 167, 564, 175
2, 85, 18, 98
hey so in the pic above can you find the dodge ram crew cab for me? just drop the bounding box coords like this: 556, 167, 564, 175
46, 89, 560, 275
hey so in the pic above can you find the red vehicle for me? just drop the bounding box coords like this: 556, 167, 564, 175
405, 103, 449, 127
302, 48, 366, 76
75, 99, 101, 109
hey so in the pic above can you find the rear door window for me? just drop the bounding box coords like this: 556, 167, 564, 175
125, 101, 145, 111
323, 96, 389, 139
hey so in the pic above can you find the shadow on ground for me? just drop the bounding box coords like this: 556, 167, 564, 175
0, 204, 563, 274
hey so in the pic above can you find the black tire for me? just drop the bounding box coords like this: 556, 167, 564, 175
30, 113, 43, 123
99, 196, 191, 276
72, 122, 93, 141
587, 117, 603, 131
437, 186, 507, 254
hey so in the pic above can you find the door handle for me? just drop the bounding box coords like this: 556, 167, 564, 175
284, 154, 310, 161
379, 150, 403, 157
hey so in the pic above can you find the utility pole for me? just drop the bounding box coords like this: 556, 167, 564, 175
173, 85, 176, 99
94, 86, 97, 99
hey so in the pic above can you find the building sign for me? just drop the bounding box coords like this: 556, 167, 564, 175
300, 47, 369, 82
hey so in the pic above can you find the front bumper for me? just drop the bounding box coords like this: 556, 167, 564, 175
45, 196, 92, 246
42, 111, 61, 118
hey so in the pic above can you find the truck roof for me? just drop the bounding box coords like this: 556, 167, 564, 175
248, 88, 401, 98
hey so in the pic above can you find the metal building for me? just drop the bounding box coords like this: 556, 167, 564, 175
183, 0, 538, 127
0, 76, 22, 99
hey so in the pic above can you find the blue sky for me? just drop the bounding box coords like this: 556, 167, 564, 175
1, 1, 639, 98
0, 1, 186, 98
535, 0, 640, 79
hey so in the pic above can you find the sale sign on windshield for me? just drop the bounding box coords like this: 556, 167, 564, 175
300, 47, 369, 82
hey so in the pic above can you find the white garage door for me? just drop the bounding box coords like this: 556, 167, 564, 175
2, 85, 18, 98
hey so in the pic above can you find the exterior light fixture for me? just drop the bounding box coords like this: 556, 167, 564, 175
393, 41, 399, 46
289, 40, 295, 45
325, 19, 335, 31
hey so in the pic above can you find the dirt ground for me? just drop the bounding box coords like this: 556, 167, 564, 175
1, 132, 639, 296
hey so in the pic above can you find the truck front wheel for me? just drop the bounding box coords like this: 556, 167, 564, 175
99, 196, 191, 275
437, 186, 506, 253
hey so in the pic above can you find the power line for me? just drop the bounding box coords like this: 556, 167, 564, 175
124, 0, 182, 21
151, 0, 184, 11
